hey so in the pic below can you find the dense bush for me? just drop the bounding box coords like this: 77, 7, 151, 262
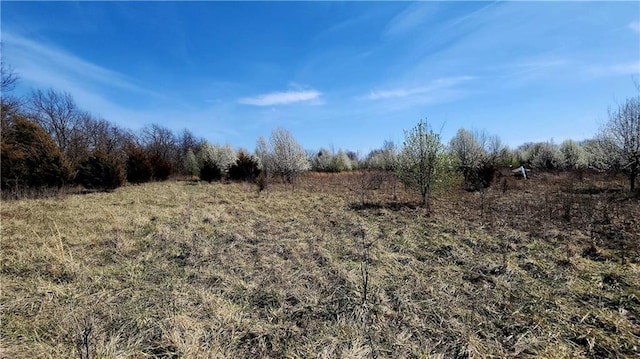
560, 140, 588, 170
460, 164, 497, 191
75, 151, 125, 190
197, 143, 236, 177
200, 159, 222, 182
310, 149, 354, 172
229, 151, 261, 181
333, 150, 354, 172
365, 141, 397, 171
125, 145, 153, 183
310, 148, 333, 172
149, 154, 172, 181
582, 139, 618, 171
518, 141, 564, 170
1, 116, 72, 190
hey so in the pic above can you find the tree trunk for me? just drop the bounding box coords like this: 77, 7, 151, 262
423, 191, 430, 213
630, 171, 636, 192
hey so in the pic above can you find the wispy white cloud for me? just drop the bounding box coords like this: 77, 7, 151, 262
238, 90, 322, 106
2, 31, 230, 131
502, 58, 570, 80
629, 21, 640, 34
384, 3, 437, 37
2, 32, 160, 98
367, 87, 426, 100
516, 59, 568, 69
362, 76, 474, 101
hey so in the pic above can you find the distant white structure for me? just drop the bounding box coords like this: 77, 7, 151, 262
511, 165, 528, 179
520, 165, 527, 179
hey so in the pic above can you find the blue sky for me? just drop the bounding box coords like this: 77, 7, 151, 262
2, 1, 639, 154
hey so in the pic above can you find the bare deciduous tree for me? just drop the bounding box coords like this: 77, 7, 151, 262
1, 61, 22, 130
255, 136, 271, 172
486, 134, 505, 164
139, 123, 177, 161
177, 129, 201, 154
28, 89, 80, 154
599, 96, 640, 191
0, 60, 18, 92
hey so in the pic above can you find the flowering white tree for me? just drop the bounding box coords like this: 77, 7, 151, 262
258, 128, 309, 186
255, 136, 271, 172
198, 143, 236, 174
365, 140, 397, 171
560, 139, 588, 170
333, 150, 353, 172
311, 148, 334, 172
518, 141, 564, 170
449, 128, 486, 170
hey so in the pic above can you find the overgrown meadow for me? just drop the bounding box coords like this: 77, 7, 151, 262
1, 171, 638, 358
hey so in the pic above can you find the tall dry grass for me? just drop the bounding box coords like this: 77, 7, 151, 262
1, 172, 638, 358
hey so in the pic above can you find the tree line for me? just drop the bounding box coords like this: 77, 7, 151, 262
2, 61, 638, 199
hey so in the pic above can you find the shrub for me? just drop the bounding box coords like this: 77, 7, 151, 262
396, 119, 449, 209
460, 163, 497, 191
229, 150, 261, 181
256, 172, 268, 192
311, 148, 333, 172
125, 145, 153, 183
1, 116, 72, 191
200, 159, 222, 182
365, 141, 397, 171
75, 151, 125, 190
518, 141, 564, 170
149, 154, 172, 181
333, 150, 353, 172
560, 140, 588, 170
197, 143, 236, 177
183, 149, 200, 177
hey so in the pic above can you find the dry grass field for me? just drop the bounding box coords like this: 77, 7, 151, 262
1, 171, 639, 358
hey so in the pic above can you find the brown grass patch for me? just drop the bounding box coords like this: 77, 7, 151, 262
1, 172, 638, 358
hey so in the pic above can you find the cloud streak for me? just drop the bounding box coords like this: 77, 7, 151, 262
384, 3, 436, 37
629, 21, 640, 34
363, 76, 474, 101
2, 32, 159, 97
238, 90, 322, 106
